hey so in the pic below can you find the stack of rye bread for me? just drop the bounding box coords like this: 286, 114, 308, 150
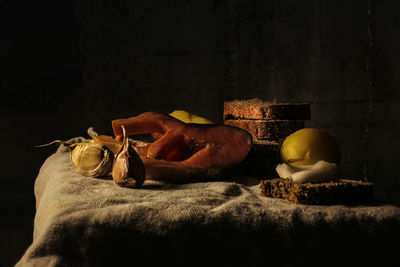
224, 98, 310, 177
224, 98, 374, 205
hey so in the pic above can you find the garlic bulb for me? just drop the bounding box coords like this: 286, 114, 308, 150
68, 141, 113, 177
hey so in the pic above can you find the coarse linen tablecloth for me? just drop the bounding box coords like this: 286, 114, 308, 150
17, 137, 400, 267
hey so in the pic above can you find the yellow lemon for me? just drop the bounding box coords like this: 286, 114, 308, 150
169, 110, 214, 124
280, 128, 340, 166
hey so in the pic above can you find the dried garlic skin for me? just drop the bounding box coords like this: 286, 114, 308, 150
69, 141, 113, 177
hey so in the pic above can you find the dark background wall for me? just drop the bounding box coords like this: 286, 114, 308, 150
1, 0, 400, 265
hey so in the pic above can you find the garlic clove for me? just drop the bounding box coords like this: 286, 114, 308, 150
112, 126, 145, 188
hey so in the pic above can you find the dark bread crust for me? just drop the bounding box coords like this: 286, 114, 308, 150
260, 178, 374, 205
224, 99, 311, 120
224, 119, 304, 140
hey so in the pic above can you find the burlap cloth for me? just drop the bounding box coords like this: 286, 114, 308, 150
17, 137, 400, 267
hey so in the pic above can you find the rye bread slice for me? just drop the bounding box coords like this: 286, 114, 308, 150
260, 178, 374, 205
224, 98, 311, 120
224, 119, 304, 141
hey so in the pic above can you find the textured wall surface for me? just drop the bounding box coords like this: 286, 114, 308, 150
78, 0, 400, 195
1, 0, 400, 194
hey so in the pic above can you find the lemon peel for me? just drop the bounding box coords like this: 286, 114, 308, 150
280, 128, 340, 167
169, 110, 214, 124
276, 160, 338, 183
